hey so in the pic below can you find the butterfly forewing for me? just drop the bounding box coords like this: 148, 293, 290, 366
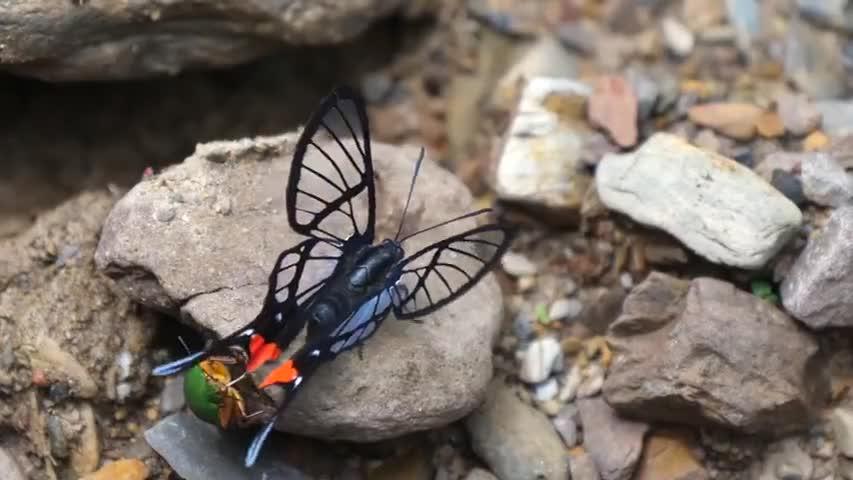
286, 87, 376, 246
392, 225, 514, 319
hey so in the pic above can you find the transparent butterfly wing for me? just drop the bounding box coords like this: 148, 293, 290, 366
391, 225, 514, 319
286, 86, 376, 246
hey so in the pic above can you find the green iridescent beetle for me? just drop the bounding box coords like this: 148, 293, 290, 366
183, 359, 256, 429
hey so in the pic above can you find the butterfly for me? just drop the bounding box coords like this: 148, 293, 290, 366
152, 85, 516, 467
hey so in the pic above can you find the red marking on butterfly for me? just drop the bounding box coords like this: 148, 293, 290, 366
246, 334, 282, 373
258, 359, 299, 389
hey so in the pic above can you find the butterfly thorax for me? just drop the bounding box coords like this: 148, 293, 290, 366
303, 239, 403, 339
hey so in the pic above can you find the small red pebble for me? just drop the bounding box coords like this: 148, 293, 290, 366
142, 166, 154, 178
31, 368, 48, 386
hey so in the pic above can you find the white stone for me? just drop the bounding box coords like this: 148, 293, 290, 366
661, 16, 695, 57
595, 132, 802, 269
534, 378, 560, 401
520, 336, 563, 384
496, 76, 592, 211
501, 251, 538, 277
548, 297, 583, 321
801, 152, 853, 207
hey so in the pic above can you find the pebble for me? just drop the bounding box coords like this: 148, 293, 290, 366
596, 132, 803, 269
80, 459, 149, 480
578, 396, 649, 480
501, 251, 538, 277
782, 206, 853, 328
776, 92, 822, 136
830, 407, 853, 457
466, 379, 570, 480
519, 337, 563, 384
586, 75, 638, 148
159, 375, 186, 414
756, 112, 785, 138
47, 415, 69, 458
534, 378, 559, 402
804, 130, 830, 151
801, 152, 853, 207
687, 102, 764, 140
661, 16, 695, 57
549, 298, 583, 321
619, 273, 633, 289
553, 404, 580, 448
494, 76, 592, 212
558, 364, 583, 402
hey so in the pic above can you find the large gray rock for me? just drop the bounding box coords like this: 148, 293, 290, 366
465, 378, 570, 480
596, 132, 802, 269
95, 133, 504, 442
0, 1, 407, 81
782, 205, 853, 328
603, 272, 829, 435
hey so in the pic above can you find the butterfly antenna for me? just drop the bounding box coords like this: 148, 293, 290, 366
394, 147, 426, 241
178, 336, 191, 355
398, 208, 492, 244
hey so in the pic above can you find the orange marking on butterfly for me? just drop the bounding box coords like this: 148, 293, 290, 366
246, 340, 282, 373
258, 359, 299, 389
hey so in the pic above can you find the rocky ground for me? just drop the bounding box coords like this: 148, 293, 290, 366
4, 0, 853, 479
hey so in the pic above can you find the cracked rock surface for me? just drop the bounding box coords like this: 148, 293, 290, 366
0, 0, 409, 81
94, 133, 504, 441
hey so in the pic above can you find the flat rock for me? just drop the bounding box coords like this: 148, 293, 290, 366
782, 206, 853, 329
465, 378, 570, 480
495, 76, 593, 218
596, 132, 802, 269
687, 103, 764, 140
604, 272, 829, 435
95, 133, 503, 441
145, 413, 308, 480
577, 396, 648, 480
0, 1, 405, 81
815, 101, 853, 138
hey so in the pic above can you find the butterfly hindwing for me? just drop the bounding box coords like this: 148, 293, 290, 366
286, 86, 376, 246
391, 224, 515, 319
151, 238, 342, 377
